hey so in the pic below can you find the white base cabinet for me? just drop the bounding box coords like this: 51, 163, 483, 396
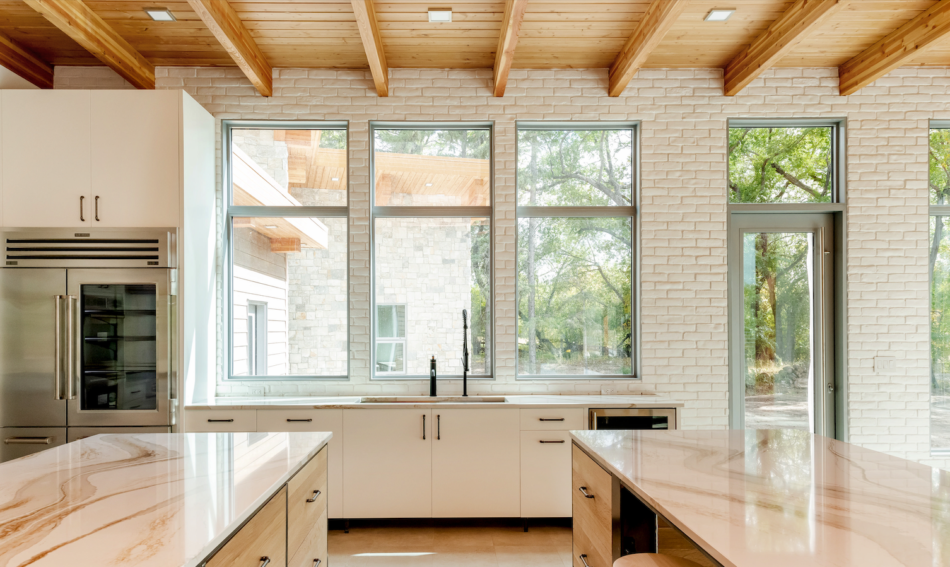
520, 430, 573, 517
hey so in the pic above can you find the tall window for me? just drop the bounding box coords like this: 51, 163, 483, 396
226, 123, 348, 379
516, 125, 636, 378
372, 124, 492, 379
930, 125, 950, 452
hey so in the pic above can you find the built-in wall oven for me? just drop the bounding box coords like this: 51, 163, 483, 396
0, 229, 176, 462
589, 408, 677, 431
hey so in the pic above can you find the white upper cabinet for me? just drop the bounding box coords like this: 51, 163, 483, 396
431, 408, 521, 518
90, 91, 180, 227
2, 91, 92, 227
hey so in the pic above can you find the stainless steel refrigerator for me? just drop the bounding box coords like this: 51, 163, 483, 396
0, 229, 177, 462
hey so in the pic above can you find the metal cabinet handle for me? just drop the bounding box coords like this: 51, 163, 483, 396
579, 554, 591, 567
539, 418, 565, 422
579, 487, 594, 499
540, 440, 565, 444
66, 296, 77, 400
259, 557, 270, 567
207, 419, 234, 423
80, 196, 85, 222
422, 414, 426, 440
287, 418, 313, 422
437, 414, 441, 440
4, 437, 52, 445
94, 196, 100, 221
53, 296, 64, 400
312, 560, 321, 567
306, 490, 321, 503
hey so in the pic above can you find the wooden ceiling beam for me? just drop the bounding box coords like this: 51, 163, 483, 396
24, 0, 154, 89
186, 0, 273, 97
0, 30, 53, 89
493, 0, 530, 97
608, 0, 689, 97
839, 1, 950, 96
724, 0, 848, 96
351, 0, 388, 96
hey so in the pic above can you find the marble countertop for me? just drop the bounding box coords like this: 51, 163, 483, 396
0, 432, 332, 567
570, 429, 950, 567
186, 394, 684, 410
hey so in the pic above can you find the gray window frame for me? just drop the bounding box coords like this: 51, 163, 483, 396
223, 120, 350, 381
375, 303, 407, 375
370, 121, 494, 381
247, 301, 268, 375
928, 120, 950, 456
514, 121, 641, 380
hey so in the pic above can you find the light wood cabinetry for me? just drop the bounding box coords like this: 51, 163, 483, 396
572, 444, 619, 567
257, 409, 344, 519
342, 409, 432, 518
1, 91, 91, 227
288, 448, 328, 567
431, 408, 521, 517
90, 90, 180, 227
207, 486, 287, 567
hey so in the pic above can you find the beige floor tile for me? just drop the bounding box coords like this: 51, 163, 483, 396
494, 545, 567, 567
555, 545, 574, 567
430, 526, 497, 547
490, 526, 564, 547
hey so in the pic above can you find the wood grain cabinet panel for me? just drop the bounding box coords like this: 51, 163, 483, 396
288, 447, 328, 561
289, 509, 328, 567
207, 486, 286, 567
572, 444, 618, 567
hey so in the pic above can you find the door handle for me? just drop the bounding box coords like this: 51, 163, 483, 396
539, 440, 565, 444
312, 560, 322, 567
579, 554, 591, 567
94, 196, 100, 222
66, 296, 78, 400
437, 414, 441, 440
207, 419, 234, 423
422, 414, 426, 440
79, 196, 85, 222
306, 490, 321, 503
53, 296, 64, 400
578, 487, 594, 499
258, 557, 271, 567
4, 437, 52, 445
539, 418, 565, 422
287, 418, 313, 422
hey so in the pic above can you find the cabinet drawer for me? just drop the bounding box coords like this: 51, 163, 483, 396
289, 509, 328, 567
521, 408, 585, 431
185, 409, 257, 432
207, 486, 286, 567
288, 447, 328, 559
521, 431, 572, 517
572, 444, 616, 567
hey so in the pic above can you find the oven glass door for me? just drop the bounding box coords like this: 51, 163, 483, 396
67, 269, 170, 427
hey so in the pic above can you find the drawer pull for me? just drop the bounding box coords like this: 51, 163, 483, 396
579, 554, 591, 567
130, 390, 142, 394
579, 486, 594, 499
539, 440, 565, 444
4, 437, 52, 445
287, 418, 313, 422
539, 418, 565, 422
259, 557, 271, 567
207, 419, 234, 423
312, 560, 322, 567
306, 490, 322, 503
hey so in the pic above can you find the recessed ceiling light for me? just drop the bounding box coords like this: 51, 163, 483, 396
704, 9, 735, 22
428, 8, 452, 23
264, 225, 278, 229
331, 177, 340, 181
425, 183, 433, 186
144, 7, 176, 21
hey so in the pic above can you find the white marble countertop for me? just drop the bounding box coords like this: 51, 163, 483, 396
0, 432, 332, 567
186, 394, 684, 410
570, 429, 950, 567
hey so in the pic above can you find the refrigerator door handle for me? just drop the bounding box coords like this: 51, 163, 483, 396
53, 295, 65, 400
66, 295, 78, 401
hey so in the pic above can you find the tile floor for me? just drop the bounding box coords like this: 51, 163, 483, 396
328, 525, 574, 566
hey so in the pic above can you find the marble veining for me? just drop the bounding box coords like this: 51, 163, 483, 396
571, 429, 950, 567
0, 432, 331, 567
186, 394, 684, 410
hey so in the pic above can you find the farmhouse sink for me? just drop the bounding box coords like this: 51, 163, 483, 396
359, 396, 507, 404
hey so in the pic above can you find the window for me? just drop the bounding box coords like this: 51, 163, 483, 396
516, 126, 636, 378
376, 304, 406, 374
372, 124, 492, 378
930, 125, 950, 451
226, 124, 348, 379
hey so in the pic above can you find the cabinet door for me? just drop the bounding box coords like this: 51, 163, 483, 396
521, 430, 572, 517
257, 409, 344, 518
90, 91, 180, 227
343, 409, 431, 518
431, 409, 521, 518
2, 91, 90, 227
288, 448, 328, 567
207, 486, 286, 567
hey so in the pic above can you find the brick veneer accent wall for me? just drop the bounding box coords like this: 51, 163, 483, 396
52, 65, 950, 470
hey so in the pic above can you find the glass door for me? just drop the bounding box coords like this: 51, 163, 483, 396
729, 214, 836, 436
67, 269, 170, 427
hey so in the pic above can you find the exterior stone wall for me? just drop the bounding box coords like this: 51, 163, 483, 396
51, 64, 950, 470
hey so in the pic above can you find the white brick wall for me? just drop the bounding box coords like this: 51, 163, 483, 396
52, 64, 950, 470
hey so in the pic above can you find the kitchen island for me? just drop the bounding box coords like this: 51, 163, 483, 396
0, 432, 330, 567
570, 429, 950, 567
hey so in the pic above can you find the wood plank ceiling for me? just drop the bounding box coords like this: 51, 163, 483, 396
3, 0, 950, 97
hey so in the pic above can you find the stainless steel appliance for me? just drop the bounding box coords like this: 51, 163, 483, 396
0, 228, 176, 462
589, 408, 677, 431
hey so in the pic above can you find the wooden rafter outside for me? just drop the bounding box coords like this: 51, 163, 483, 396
608, 0, 689, 97
493, 0, 530, 97
186, 0, 273, 97
0, 29, 53, 89
24, 0, 154, 89
724, 0, 848, 96
351, 0, 388, 96
839, 0, 950, 96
